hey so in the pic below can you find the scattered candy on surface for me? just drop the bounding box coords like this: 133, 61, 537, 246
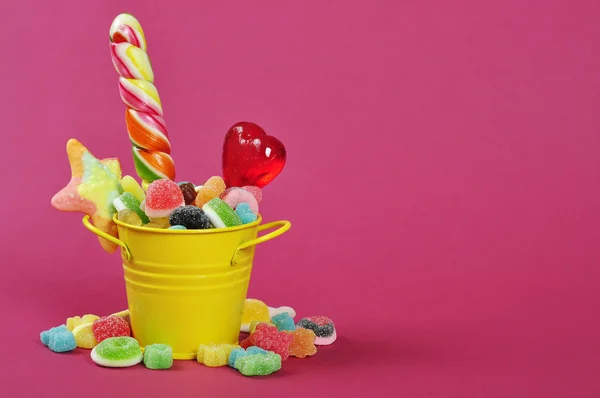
41, 325, 77, 353
72, 323, 99, 349
271, 312, 296, 332
221, 187, 259, 215
118, 209, 143, 226
51, 139, 123, 253
169, 206, 211, 229
121, 175, 146, 202
235, 203, 258, 224
268, 306, 297, 319
241, 299, 271, 333
240, 323, 293, 361
296, 316, 337, 346
197, 343, 239, 367
222, 121, 286, 188
92, 316, 131, 342
178, 182, 197, 205
91, 336, 143, 367
202, 198, 242, 228
287, 328, 317, 358
194, 176, 226, 208
228, 346, 267, 368
114, 192, 150, 224
144, 179, 184, 219
66, 314, 100, 331
143, 344, 173, 370
235, 351, 282, 377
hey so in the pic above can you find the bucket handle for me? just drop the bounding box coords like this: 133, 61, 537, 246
231, 220, 291, 266
82, 215, 132, 261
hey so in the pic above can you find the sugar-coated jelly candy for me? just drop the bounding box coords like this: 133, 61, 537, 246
228, 346, 267, 368
268, 306, 296, 319
221, 188, 259, 214
194, 176, 226, 207
66, 314, 100, 331
222, 121, 286, 188
118, 209, 143, 226
197, 343, 239, 367
91, 337, 143, 367
121, 175, 146, 202
249, 321, 275, 334
178, 182, 197, 205
235, 203, 258, 224
169, 206, 211, 229
110, 309, 131, 327
235, 351, 282, 377
143, 344, 173, 370
202, 198, 242, 228
114, 192, 150, 224
241, 299, 271, 333
287, 328, 317, 358
144, 179, 184, 219
271, 312, 296, 331
296, 316, 337, 346
240, 323, 293, 361
72, 323, 99, 349
41, 325, 76, 353
92, 316, 131, 342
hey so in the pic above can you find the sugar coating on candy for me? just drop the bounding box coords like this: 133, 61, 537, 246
236, 203, 258, 224
121, 175, 146, 202
144, 179, 184, 219
287, 328, 317, 358
114, 192, 150, 224
268, 306, 296, 319
92, 316, 131, 342
249, 321, 275, 334
168, 225, 187, 230
110, 309, 131, 327
41, 325, 68, 346
228, 346, 267, 368
91, 337, 143, 367
143, 344, 173, 370
41, 325, 76, 353
178, 182, 197, 205
271, 313, 296, 331
197, 343, 239, 367
194, 176, 226, 207
221, 188, 259, 214
202, 198, 242, 228
66, 314, 100, 331
169, 206, 211, 229
242, 186, 262, 203
73, 323, 99, 349
240, 323, 293, 361
118, 209, 143, 226
235, 351, 282, 377
296, 316, 337, 345
241, 299, 271, 333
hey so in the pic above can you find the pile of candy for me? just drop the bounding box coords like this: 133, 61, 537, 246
40, 299, 336, 376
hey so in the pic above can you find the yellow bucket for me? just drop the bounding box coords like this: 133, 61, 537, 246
82, 214, 290, 360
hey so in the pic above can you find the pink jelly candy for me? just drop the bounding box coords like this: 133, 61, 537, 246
144, 179, 184, 219
221, 188, 259, 215
240, 323, 293, 360
92, 316, 131, 343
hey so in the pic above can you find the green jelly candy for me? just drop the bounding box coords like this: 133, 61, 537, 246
235, 352, 282, 376
202, 198, 242, 228
91, 337, 143, 367
143, 344, 173, 370
114, 192, 150, 224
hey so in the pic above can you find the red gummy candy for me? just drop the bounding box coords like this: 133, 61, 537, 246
239, 323, 293, 360
92, 316, 131, 342
222, 122, 286, 189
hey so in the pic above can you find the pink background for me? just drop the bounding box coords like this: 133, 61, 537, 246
2, 0, 600, 396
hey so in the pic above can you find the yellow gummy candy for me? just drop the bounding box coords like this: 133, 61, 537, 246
197, 343, 239, 367
72, 323, 98, 349
121, 175, 146, 202
241, 299, 271, 327
66, 314, 99, 331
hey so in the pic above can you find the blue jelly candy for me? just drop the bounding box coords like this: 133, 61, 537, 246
228, 346, 267, 368
235, 203, 258, 224
41, 325, 76, 353
271, 313, 296, 331
40, 325, 68, 346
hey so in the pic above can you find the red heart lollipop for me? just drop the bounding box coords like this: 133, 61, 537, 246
222, 122, 287, 188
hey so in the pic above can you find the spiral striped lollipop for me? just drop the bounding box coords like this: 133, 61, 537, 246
109, 14, 176, 184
